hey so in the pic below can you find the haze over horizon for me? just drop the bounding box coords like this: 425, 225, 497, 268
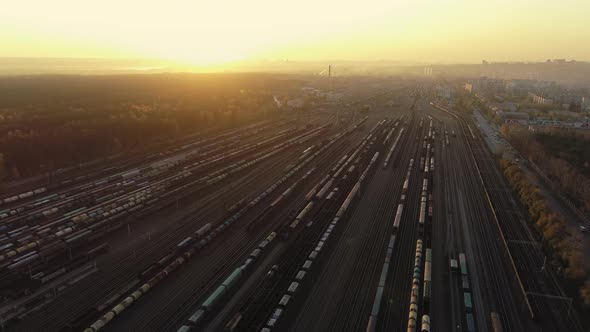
2, 1, 590, 330
2, 0, 590, 70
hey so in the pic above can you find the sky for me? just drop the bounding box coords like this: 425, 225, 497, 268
1, 0, 590, 68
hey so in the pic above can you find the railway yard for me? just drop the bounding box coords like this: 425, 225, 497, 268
0, 85, 584, 332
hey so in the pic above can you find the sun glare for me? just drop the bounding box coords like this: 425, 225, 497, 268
1, 0, 589, 66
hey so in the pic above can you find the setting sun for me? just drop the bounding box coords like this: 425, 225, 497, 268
1, 1, 590, 332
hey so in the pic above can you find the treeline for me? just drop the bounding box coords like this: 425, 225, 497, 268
502, 126, 590, 214
1, 116, 179, 178
535, 130, 590, 177
0, 74, 303, 180
498, 159, 590, 308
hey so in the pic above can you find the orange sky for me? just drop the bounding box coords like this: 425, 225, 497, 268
1, 0, 589, 68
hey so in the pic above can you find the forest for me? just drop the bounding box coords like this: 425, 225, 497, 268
0, 73, 304, 180
502, 126, 590, 214
499, 126, 590, 311
499, 159, 590, 310
535, 131, 590, 177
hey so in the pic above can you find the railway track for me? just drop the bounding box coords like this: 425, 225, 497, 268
206, 118, 389, 331
377, 115, 425, 332
300, 125, 407, 331
136, 123, 366, 332
6, 116, 338, 331
5, 89, 581, 332
11, 142, 306, 332
430, 102, 582, 331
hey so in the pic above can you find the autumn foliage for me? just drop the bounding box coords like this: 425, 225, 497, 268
499, 159, 589, 305
503, 126, 590, 214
